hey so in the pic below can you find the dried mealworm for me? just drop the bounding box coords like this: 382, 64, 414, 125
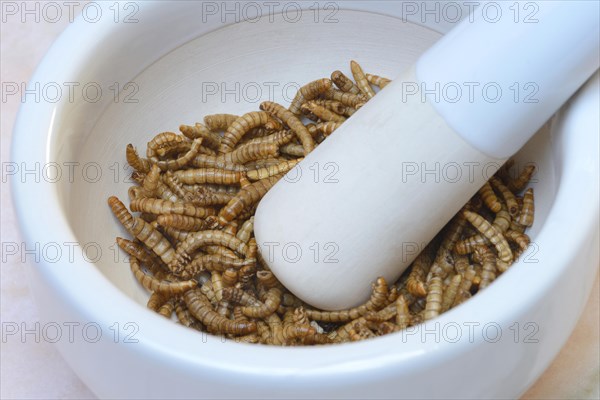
406, 251, 432, 297
218, 174, 282, 226
147, 292, 166, 312
130, 256, 197, 295
504, 230, 531, 253
175, 230, 249, 264
350, 60, 376, 99
289, 78, 332, 115
151, 139, 202, 171
241, 288, 282, 318
279, 143, 305, 157
507, 165, 536, 193
143, 164, 161, 194
236, 216, 254, 243
146, 132, 186, 157
175, 300, 200, 328
179, 123, 222, 150
366, 73, 391, 89
464, 210, 513, 264
474, 245, 497, 290
490, 176, 519, 217
517, 188, 535, 227
315, 121, 343, 137
219, 111, 271, 153
324, 88, 366, 108
130, 198, 215, 219
126, 144, 151, 173
304, 277, 389, 322
441, 274, 462, 312
330, 70, 362, 95
241, 130, 295, 148
204, 114, 239, 131
395, 296, 411, 329
108, 197, 183, 268
174, 168, 243, 185
260, 101, 315, 155
183, 289, 256, 335
478, 182, 501, 213
222, 268, 238, 287
220, 142, 279, 165
246, 158, 301, 181
157, 214, 206, 231
158, 298, 176, 318
424, 276, 443, 320
301, 102, 346, 123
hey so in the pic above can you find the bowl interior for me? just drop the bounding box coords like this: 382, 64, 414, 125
55, 10, 555, 307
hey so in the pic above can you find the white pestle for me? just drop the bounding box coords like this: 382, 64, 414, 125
254, 1, 600, 310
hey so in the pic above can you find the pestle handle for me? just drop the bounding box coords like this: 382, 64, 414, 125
255, 1, 600, 310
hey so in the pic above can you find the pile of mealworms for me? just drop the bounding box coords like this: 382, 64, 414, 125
108, 60, 536, 345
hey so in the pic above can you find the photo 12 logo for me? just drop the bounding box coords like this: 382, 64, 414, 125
1, 1, 140, 24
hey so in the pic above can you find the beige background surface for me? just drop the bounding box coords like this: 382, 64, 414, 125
1, 5, 598, 399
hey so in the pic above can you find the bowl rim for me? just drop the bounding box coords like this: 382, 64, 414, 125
11, 0, 600, 378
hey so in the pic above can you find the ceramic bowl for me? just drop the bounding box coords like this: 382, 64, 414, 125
12, 2, 599, 398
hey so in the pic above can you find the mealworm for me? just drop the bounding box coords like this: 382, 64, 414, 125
350, 60, 375, 99
130, 256, 197, 295
474, 245, 497, 290
219, 111, 271, 153
191, 191, 234, 207
310, 99, 348, 115
490, 177, 519, 217
130, 198, 215, 219
504, 230, 530, 253
162, 226, 189, 242
260, 101, 315, 155
453, 268, 477, 307
289, 78, 332, 115
203, 114, 239, 131
256, 270, 281, 290
240, 130, 295, 148
330, 70, 362, 95
241, 288, 282, 318
183, 289, 256, 335
304, 277, 389, 322
179, 123, 222, 150
108, 197, 183, 268
155, 141, 191, 158
175, 300, 200, 328
429, 214, 467, 278
218, 174, 282, 226
142, 164, 161, 194
478, 182, 501, 213
157, 214, 206, 231
301, 102, 346, 123
128, 186, 147, 204
441, 274, 462, 312
158, 298, 176, 318
395, 296, 411, 329
235, 216, 254, 243
366, 73, 391, 89
151, 139, 202, 171
199, 278, 218, 306
246, 158, 301, 181
147, 292, 167, 313
175, 230, 249, 266
517, 188, 535, 226
406, 251, 432, 297
222, 268, 238, 287
279, 143, 305, 157
146, 132, 186, 158
507, 165, 536, 193
424, 276, 443, 320
464, 210, 513, 264
173, 168, 243, 185
126, 144, 151, 173
315, 121, 343, 137
190, 154, 247, 172
221, 142, 279, 165
324, 88, 366, 108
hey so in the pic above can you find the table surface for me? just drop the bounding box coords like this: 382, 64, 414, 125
1, 9, 599, 400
